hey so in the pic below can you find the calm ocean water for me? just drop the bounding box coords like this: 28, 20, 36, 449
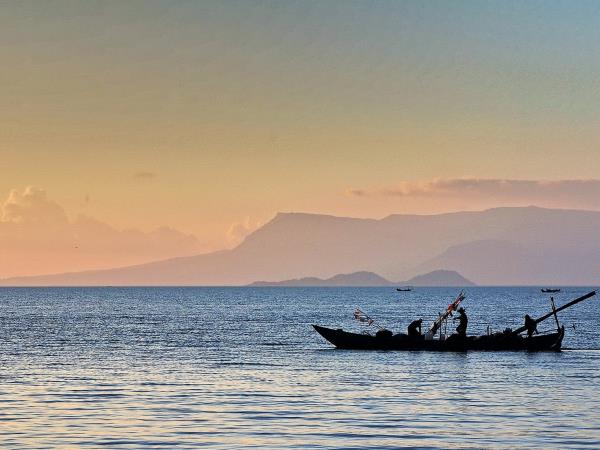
1, 286, 599, 448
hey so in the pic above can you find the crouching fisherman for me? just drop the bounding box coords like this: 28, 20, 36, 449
453, 307, 468, 336
375, 328, 393, 338
407, 318, 423, 338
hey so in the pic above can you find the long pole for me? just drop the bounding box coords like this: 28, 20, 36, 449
550, 297, 560, 330
512, 291, 596, 335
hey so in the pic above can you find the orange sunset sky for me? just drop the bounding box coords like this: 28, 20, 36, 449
2, 1, 600, 278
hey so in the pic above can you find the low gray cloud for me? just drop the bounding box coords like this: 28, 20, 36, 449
347, 178, 600, 208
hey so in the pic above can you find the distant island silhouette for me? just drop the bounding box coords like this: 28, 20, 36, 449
249, 269, 475, 287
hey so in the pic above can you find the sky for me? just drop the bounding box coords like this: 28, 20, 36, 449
2, 0, 600, 277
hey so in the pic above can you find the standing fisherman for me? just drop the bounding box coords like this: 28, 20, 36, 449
524, 314, 538, 337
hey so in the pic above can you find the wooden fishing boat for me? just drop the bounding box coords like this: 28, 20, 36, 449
396, 287, 412, 292
541, 288, 561, 293
314, 291, 595, 352
313, 324, 564, 351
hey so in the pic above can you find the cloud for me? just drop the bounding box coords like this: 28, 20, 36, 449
0, 187, 206, 278
133, 171, 157, 182
1, 186, 68, 225
227, 217, 261, 246
346, 178, 600, 209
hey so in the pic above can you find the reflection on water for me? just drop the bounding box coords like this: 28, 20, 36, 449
0, 287, 599, 448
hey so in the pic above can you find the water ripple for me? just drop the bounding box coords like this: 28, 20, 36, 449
0, 286, 599, 448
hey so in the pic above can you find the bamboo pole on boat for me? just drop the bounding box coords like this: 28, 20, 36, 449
512, 291, 596, 335
550, 297, 560, 330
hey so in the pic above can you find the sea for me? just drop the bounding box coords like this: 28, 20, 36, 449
1, 286, 599, 449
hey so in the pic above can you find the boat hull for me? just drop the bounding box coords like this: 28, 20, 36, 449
313, 325, 564, 352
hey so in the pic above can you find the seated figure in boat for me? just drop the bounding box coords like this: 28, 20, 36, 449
375, 328, 393, 339
454, 307, 468, 336
524, 314, 538, 337
407, 318, 423, 338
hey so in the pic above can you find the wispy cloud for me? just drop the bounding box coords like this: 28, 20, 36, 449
346, 178, 600, 210
133, 171, 158, 182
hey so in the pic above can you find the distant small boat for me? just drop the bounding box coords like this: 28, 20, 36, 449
541, 288, 561, 293
396, 287, 412, 292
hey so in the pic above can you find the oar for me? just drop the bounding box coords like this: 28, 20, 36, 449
512, 290, 596, 335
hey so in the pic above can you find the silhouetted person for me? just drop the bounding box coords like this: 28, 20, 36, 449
454, 307, 468, 336
376, 328, 393, 339
524, 314, 538, 338
430, 315, 441, 336
408, 318, 423, 338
